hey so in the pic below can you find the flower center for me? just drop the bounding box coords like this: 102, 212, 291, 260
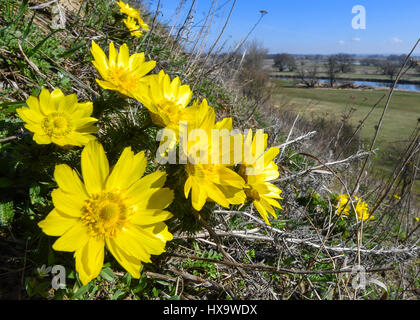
41, 112, 72, 137
151, 101, 181, 127
109, 67, 137, 93
81, 192, 132, 238
246, 187, 261, 201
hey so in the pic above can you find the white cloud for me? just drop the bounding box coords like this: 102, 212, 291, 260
352, 37, 361, 41
392, 37, 403, 43
338, 40, 345, 45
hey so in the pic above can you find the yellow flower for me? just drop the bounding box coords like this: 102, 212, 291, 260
335, 194, 351, 217
136, 70, 193, 129
393, 194, 401, 200
90, 40, 156, 98
335, 194, 374, 222
117, 0, 149, 30
123, 16, 144, 38
16, 88, 98, 147
415, 217, 419, 222
238, 129, 283, 225
38, 140, 174, 285
354, 196, 374, 221
183, 100, 246, 211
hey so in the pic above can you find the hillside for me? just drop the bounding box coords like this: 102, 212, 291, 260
0, 0, 419, 301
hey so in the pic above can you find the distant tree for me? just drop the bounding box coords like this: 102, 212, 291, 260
360, 58, 376, 66
242, 40, 268, 70
273, 53, 296, 72
377, 55, 417, 80
296, 63, 319, 87
335, 53, 354, 73
326, 56, 339, 87
238, 40, 272, 103
378, 60, 399, 81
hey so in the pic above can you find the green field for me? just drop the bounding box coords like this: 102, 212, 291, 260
273, 82, 420, 158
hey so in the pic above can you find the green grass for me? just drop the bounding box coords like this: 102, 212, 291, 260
274, 84, 420, 152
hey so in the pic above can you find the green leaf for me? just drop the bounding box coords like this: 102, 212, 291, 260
27, 28, 64, 58
0, 0, 28, 33
100, 267, 115, 282
0, 201, 15, 227
72, 283, 91, 299
22, 12, 36, 41
111, 289, 124, 300
0, 101, 26, 113
58, 42, 86, 58
29, 184, 44, 205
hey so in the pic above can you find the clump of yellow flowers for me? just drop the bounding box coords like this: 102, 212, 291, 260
117, 1, 149, 37
335, 194, 374, 222
14, 0, 287, 286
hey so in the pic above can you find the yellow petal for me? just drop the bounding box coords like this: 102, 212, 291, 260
38, 209, 79, 236
75, 236, 104, 285
105, 237, 142, 278
71, 102, 93, 119
51, 189, 84, 217
39, 88, 52, 114
191, 184, 207, 211
16, 107, 43, 124
57, 94, 78, 113
54, 164, 88, 199
106, 148, 146, 191
95, 79, 119, 92
117, 43, 129, 68
52, 222, 89, 252
125, 222, 170, 255
81, 140, 109, 195
130, 210, 173, 226
184, 176, 192, 198
130, 187, 174, 210
112, 228, 152, 263
108, 42, 117, 67
254, 200, 270, 225
90, 40, 109, 72
264, 147, 280, 166
205, 183, 230, 208
49, 88, 65, 111
33, 133, 52, 144
25, 95, 41, 113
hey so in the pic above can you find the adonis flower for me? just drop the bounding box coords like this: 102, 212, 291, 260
335, 194, 374, 222
238, 130, 283, 225
353, 196, 374, 221
117, 0, 149, 31
183, 100, 246, 211
16, 88, 98, 147
335, 194, 351, 217
38, 140, 174, 284
123, 16, 145, 38
90, 40, 156, 98
136, 70, 193, 129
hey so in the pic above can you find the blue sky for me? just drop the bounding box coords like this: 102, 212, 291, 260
142, 0, 420, 55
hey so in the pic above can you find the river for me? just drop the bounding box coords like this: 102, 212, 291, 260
276, 77, 420, 92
